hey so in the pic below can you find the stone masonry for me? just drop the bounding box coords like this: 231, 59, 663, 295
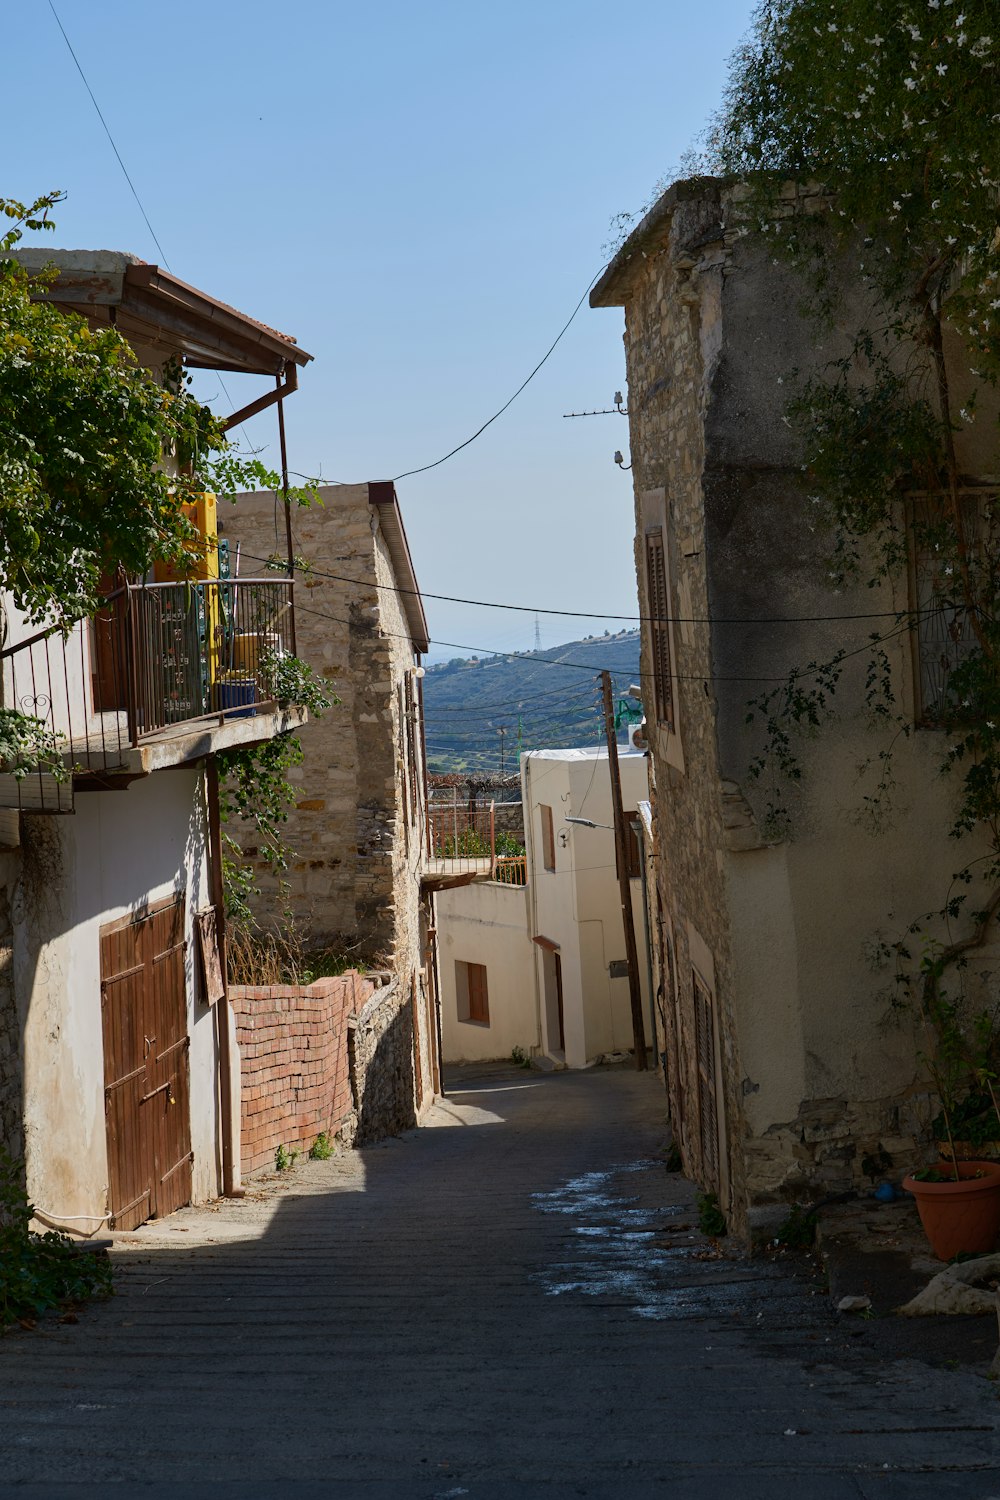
222, 483, 437, 1137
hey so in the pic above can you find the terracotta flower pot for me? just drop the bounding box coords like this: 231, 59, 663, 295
903, 1160, 1000, 1261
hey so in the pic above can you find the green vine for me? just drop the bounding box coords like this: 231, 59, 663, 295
216, 654, 337, 929
703, 0, 1000, 1159
0, 1150, 112, 1326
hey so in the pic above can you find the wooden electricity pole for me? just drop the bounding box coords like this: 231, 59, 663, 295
601, 671, 647, 1070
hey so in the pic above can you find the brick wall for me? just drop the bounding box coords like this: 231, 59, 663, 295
233, 971, 375, 1176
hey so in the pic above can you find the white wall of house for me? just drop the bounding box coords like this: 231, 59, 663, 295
16, 767, 217, 1228
522, 747, 651, 1069
438, 880, 536, 1063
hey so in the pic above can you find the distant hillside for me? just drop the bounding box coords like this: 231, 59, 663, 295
422, 631, 642, 774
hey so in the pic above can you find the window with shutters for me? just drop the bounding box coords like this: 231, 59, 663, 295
540, 803, 556, 872
456, 960, 489, 1025
692, 968, 720, 1192
646, 528, 675, 732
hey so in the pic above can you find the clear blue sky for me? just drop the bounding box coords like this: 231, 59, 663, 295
9, 0, 753, 661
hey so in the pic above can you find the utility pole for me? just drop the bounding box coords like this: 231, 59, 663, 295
601, 671, 647, 1071
497, 725, 507, 778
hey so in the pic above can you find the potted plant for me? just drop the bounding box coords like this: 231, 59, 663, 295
901, 960, 1000, 1258
933, 1091, 1000, 1163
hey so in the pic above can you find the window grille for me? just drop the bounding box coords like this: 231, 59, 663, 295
646, 529, 675, 731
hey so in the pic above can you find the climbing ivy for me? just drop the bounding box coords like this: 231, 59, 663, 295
216, 655, 337, 928
701, 1, 1000, 1116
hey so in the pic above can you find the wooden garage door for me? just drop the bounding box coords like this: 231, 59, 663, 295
101, 896, 192, 1230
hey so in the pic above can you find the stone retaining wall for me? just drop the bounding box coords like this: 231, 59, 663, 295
348, 978, 417, 1144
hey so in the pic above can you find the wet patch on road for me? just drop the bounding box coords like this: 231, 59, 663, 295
531, 1160, 822, 1327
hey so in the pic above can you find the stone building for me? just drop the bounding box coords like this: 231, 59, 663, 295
221, 482, 440, 1133
591, 178, 999, 1239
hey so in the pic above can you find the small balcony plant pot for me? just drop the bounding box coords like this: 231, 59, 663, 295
902, 1160, 1000, 1261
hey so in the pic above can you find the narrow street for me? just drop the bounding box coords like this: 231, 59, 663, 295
0, 1067, 997, 1498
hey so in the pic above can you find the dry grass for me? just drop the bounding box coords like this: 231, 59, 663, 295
227, 923, 372, 988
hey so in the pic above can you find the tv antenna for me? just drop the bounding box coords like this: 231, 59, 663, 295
563, 391, 629, 419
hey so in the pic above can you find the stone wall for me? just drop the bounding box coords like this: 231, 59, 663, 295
218, 486, 372, 942
222, 485, 438, 1134
232, 971, 373, 1176
608, 183, 749, 1224
348, 978, 419, 1144
595, 178, 991, 1238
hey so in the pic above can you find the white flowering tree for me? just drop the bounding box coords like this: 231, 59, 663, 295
711, 0, 1000, 1145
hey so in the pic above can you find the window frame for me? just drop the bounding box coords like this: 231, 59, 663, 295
456, 959, 490, 1026
540, 803, 556, 872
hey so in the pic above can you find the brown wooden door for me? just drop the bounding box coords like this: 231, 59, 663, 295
554, 953, 565, 1052
92, 572, 128, 713
101, 896, 192, 1229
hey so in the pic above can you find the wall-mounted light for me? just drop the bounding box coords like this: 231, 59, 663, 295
614, 450, 632, 471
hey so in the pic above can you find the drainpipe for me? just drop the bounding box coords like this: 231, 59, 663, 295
428, 890, 445, 1099
205, 755, 242, 1198
522, 755, 544, 1055
634, 816, 658, 1073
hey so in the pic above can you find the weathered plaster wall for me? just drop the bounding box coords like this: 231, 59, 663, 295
522, 748, 651, 1068
438, 880, 536, 1063
15, 768, 216, 1228
602, 178, 995, 1233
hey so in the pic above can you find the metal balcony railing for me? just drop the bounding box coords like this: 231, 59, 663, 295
0, 578, 295, 811
426, 794, 496, 875
492, 854, 527, 887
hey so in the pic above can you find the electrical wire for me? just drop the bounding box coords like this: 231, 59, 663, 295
48, 2, 172, 270
47, 2, 261, 456
237, 549, 920, 628
292, 598, 912, 686
390, 269, 606, 482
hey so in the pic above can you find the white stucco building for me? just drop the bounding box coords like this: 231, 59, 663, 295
438, 745, 653, 1070
0, 250, 311, 1232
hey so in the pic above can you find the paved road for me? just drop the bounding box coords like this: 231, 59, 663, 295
0, 1066, 997, 1498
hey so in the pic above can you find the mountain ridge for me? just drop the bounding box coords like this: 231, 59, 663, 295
421, 630, 642, 773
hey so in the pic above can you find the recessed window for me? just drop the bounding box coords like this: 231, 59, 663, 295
456, 960, 489, 1025
617, 812, 641, 879
646, 528, 675, 732
540, 804, 556, 871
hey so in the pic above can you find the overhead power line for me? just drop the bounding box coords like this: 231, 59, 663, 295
293, 600, 912, 687
238, 550, 917, 629
48, 1, 172, 270
389, 270, 607, 482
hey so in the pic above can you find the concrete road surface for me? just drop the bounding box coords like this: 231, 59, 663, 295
0, 1065, 997, 1498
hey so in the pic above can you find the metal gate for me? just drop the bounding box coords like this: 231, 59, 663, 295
101, 895, 192, 1230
